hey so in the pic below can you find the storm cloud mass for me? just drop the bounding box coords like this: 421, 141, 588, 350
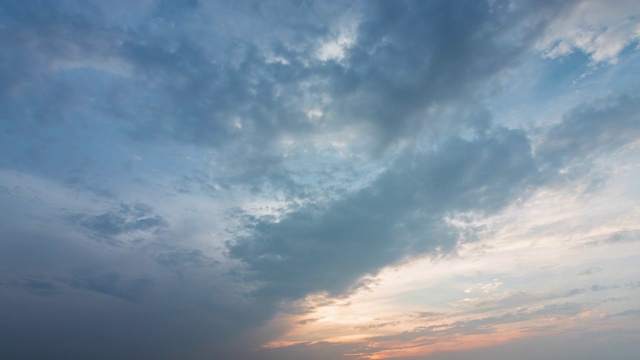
1, 1, 640, 359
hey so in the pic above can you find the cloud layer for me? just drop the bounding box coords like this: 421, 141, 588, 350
1, 1, 640, 359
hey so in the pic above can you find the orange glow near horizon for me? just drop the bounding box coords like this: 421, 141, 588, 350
350, 329, 534, 360
263, 312, 581, 360
257, 179, 640, 359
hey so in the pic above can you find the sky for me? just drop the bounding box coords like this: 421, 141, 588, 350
1, 0, 640, 359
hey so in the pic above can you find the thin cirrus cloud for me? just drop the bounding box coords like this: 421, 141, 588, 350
1, 1, 639, 360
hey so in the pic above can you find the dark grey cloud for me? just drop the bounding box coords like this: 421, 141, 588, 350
590, 284, 620, 292
68, 202, 167, 243
229, 128, 539, 300
0, 228, 97, 277
538, 92, 640, 172
330, 0, 574, 146
0, 0, 325, 193
584, 229, 640, 247
64, 271, 153, 302
153, 247, 217, 269
0, 198, 267, 358
0, 247, 273, 360
623, 281, 640, 291
3, 276, 59, 296
613, 308, 640, 318
579, 266, 604, 276
0, 287, 270, 360
0, 0, 576, 193
0, 1, 123, 130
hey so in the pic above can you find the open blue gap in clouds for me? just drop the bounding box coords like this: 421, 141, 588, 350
1, 0, 640, 359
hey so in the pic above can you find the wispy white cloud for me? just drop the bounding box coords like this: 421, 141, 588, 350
538, 0, 640, 64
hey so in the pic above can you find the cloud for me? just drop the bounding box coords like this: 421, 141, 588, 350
538, 92, 640, 169
68, 202, 167, 244
2, 276, 59, 296
356, 302, 586, 356
153, 247, 217, 269
613, 308, 640, 318
65, 271, 153, 302
539, 0, 640, 64
354, 311, 448, 332
265, 302, 588, 360
1, 1, 639, 359
0, 0, 576, 194
330, 0, 572, 144
229, 128, 539, 300
0, 1, 124, 121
